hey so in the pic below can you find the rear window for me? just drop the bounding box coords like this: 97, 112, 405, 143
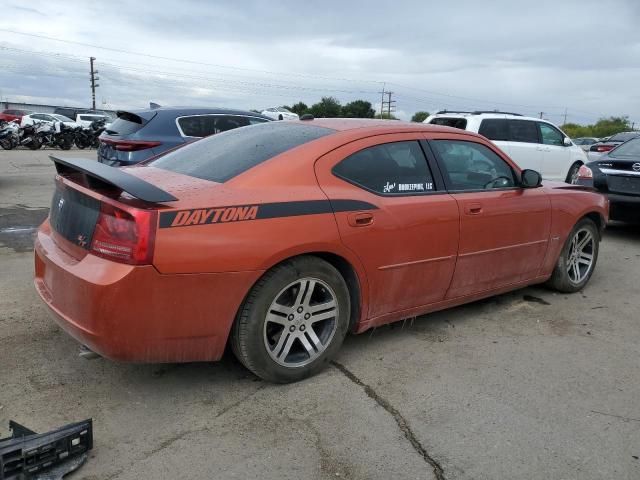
478, 119, 509, 141
429, 117, 467, 130
150, 122, 334, 182
177, 114, 268, 137
610, 137, 640, 156
609, 132, 640, 142
105, 112, 154, 136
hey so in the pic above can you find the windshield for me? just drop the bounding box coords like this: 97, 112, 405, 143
610, 137, 640, 157
52, 114, 74, 122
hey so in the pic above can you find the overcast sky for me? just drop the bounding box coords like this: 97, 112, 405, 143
1, 0, 639, 124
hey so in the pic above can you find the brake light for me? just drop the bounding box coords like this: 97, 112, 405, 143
100, 138, 161, 152
592, 145, 614, 153
577, 165, 593, 179
91, 203, 156, 265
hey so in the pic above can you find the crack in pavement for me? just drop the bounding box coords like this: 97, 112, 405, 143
331, 361, 446, 480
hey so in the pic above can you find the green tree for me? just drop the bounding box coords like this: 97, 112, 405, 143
411, 111, 430, 123
309, 97, 342, 118
561, 116, 632, 139
342, 100, 375, 118
289, 102, 309, 116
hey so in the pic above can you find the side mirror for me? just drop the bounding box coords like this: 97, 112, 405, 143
563, 137, 572, 146
521, 169, 542, 188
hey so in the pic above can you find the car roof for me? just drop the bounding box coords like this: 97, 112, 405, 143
126, 106, 271, 119
300, 118, 477, 135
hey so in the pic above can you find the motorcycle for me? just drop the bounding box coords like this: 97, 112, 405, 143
19, 122, 49, 150
0, 120, 20, 150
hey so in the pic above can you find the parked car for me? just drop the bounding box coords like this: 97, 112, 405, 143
53, 107, 113, 121
35, 119, 608, 383
0, 109, 32, 122
20, 113, 78, 128
75, 113, 112, 128
424, 111, 587, 182
261, 107, 299, 121
575, 136, 640, 222
572, 137, 599, 152
97, 107, 272, 166
587, 131, 640, 161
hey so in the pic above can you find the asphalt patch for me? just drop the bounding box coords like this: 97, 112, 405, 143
0, 206, 49, 252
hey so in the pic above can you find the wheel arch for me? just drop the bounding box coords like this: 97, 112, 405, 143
234, 249, 368, 336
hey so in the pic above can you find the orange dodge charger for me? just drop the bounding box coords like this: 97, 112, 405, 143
35, 119, 609, 382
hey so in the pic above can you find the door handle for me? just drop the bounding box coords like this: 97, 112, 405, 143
348, 212, 374, 227
464, 203, 483, 215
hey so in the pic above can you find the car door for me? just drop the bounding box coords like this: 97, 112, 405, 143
428, 137, 551, 299
314, 134, 459, 319
538, 122, 572, 181
502, 119, 543, 173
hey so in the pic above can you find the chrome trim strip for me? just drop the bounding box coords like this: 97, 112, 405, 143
378, 255, 454, 271
458, 239, 547, 258
600, 168, 640, 177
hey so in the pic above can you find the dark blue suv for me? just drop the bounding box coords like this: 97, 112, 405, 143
97, 107, 272, 166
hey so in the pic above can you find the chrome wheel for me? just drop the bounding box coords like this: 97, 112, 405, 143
566, 228, 595, 284
263, 277, 339, 367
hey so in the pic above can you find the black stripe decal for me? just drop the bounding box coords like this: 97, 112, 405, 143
159, 199, 377, 228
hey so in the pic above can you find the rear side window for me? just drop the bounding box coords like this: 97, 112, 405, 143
333, 141, 435, 195
478, 119, 509, 141
429, 117, 467, 130
507, 120, 539, 143
151, 122, 334, 182
611, 137, 640, 156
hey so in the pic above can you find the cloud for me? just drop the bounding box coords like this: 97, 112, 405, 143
0, 0, 638, 124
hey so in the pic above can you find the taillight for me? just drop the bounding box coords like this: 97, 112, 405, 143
577, 165, 593, 179
91, 203, 156, 265
591, 145, 614, 153
100, 138, 161, 152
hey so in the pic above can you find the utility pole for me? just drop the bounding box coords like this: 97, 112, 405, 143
381, 91, 396, 119
539, 111, 545, 119
563, 108, 568, 125
378, 83, 386, 119
89, 57, 99, 110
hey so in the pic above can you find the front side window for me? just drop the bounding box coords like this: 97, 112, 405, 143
539, 123, 564, 146
507, 120, 539, 143
431, 140, 516, 191
333, 141, 435, 195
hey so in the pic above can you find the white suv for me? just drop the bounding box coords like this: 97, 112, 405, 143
424, 111, 587, 182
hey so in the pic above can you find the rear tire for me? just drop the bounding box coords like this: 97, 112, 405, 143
546, 217, 599, 293
231, 256, 350, 383
278, 114, 283, 120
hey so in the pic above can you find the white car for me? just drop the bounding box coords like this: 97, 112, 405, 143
424, 111, 588, 182
21, 113, 78, 129
260, 107, 299, 121
75, 113, 112, 128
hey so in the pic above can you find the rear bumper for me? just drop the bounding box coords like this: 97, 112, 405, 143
607, 193, 640, 222
34, 225, 262, 362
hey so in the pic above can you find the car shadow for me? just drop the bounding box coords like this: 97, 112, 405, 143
604, 222, 640, 242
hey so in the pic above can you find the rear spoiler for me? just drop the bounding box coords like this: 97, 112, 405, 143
49, 156, 178, 203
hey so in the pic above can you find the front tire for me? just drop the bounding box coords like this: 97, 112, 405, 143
546, 218, 599, 293
231, 256, 350, 383
566, 162, 582, 184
